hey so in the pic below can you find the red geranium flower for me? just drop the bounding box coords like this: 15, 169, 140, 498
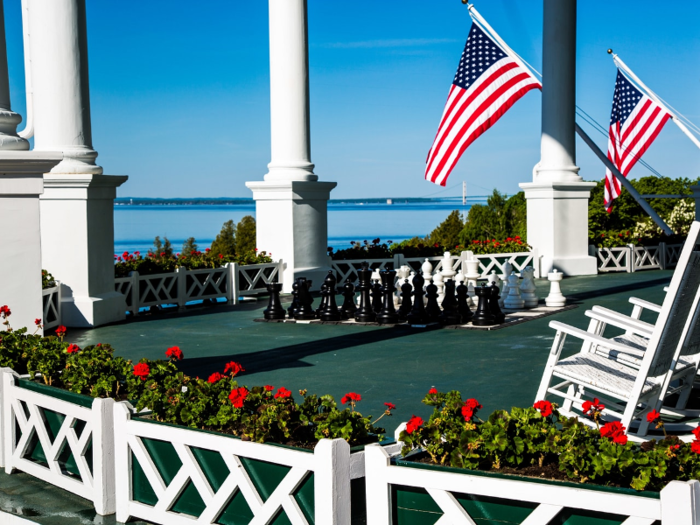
275, 387, 292, 399
428, 388, 438, 395
219, 254, 224, 259
228, 387, 249, 408
693, 426, 700, 440
341, 392, 362, 405
165, 346, 184, 360
34, 318, 42, 326
133, 363, 150, 381
582, 398, 605, 415
264, 385, 274, 391
406, 415, 423, 434
600, 421, 627, 444
384, 402, 396, 411
55, 325, 67, 338
533, 400, 553, 417
461, 398, 482, 421
224, 361, 245, 376
208, 372, 222, 383
691, 440, 700, 455
0, 305, 11, 317
66, 344, 80, 354
646, 409, 661, 423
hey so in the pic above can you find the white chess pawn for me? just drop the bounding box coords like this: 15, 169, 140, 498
499, 262, 513, 308
455, 269, 466, 289
520, 266, 538, 308
504, 273, 524, 309
440, 251, 456, 280
394, 265, 410, 307
545, 269, 566, 307
433, 272, 445, 304
421, 258, 433, 278
464, 256, 480, 308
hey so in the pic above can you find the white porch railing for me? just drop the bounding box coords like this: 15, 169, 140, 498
41, 283, 61, 330
330, 250, 539, 283
592, 242, 683, 273
0, 369, 115, 515
114, 260, 284, 314
365, 444, 700, 525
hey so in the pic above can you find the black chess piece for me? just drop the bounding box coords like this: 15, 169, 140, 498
407, 273, 427, 324
439, 279, 461, 325
320, 271, 341, 321
355, 263, 376, 322
371, 276, 383, 315
339, 279, 357, 320
397, 279, 413, 321
425, 280, 441, 323
471, 283, 496, 326
315, 283, 328, 318
287, 280, 300, 318
376, 270, 399, 324
294, 278, 316, 320
456, 281, 473, 323
489, 282, 505, 324
263, 282, 286, 320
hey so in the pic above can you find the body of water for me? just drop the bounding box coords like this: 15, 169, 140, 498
114, 199, 480, 255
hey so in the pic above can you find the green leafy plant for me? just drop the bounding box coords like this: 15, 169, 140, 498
42, 270, 56, 289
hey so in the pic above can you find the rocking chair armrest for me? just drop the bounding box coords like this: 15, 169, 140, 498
628, 297, 663, 314
586, 307, 655, 337
548, 321, 646, 357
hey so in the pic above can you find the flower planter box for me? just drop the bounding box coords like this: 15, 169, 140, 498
114, 403, 400, 525
364, 445, 700, 525
0, 368, 115, 515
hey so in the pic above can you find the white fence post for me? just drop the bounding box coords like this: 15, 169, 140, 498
393, 254, 403, 271
2, 370, 18, 474
0, 368, 15, 469
661, 480, 700, 524
365, 444, 391, 525
314, 438, 351, 525
113, 402, 131, 525
225, 263, 236, 305
92, 397, 116, 515
532, 247, 540, 278
627, 244, 636, 273
231, 262, 240, 305
177, 267, 187, 311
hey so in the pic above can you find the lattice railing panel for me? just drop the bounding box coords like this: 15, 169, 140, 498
41, 284, 61, 330
137, 273, 179, 308
665, 244, 684, 269
115, 277, 135, 310
185, 268, 229, 302
596, 247, 631, 273
237, 262, 283, 295
330, 259, 394, 285
634, 246, 663, 271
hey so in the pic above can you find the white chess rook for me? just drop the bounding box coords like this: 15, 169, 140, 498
545, 268, 566, 307
504, 273, 525, 309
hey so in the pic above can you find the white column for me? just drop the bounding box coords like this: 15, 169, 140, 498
247, 0, 336, 291
0, 0, 27, 151
520, 0, 597, 276
28, 0, 127, 326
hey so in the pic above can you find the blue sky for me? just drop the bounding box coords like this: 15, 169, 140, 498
3, 1, 699, 199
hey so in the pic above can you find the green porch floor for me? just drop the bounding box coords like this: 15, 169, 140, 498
68, 270, 672, 426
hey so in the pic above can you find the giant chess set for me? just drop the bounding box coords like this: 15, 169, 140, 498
256, 253, 575, 330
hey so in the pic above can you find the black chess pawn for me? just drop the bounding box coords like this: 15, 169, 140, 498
355, 263, 376, 322
425, 280, 441, 323
456, 281, 473, 323
397, 279, 413, 321
339, 279, 357, 320
287, 280, 300, 318
489, 282, 505, 324
315, 283, 328, 318
407, 273, 427, 324
376, 270, 400, 324
294, 278, 316, 320
263, 282, 286, 320
370, 276, 383, 315
472, 283, 496, 326
320, 271, 341, 321
439, 279, 461, 325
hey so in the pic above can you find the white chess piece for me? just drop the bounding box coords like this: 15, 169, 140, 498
499, 262, 513, 308
394, 265, 410, 307
421, 258, 433, 278
433, 271, 445, 304
504, 273, 524, 309
455, 268, 466, 288
464, 256, 480, 308
440, 251, 456, 280
520, 266, 538, 308
545, 269, 566, 307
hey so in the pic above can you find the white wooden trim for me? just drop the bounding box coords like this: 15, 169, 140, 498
41, 283, 61, 330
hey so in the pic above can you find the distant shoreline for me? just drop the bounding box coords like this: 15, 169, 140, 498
114, 196, 488, 206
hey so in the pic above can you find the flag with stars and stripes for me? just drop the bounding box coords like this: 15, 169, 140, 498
425, 23, 541, 186
604, 70, 670, 211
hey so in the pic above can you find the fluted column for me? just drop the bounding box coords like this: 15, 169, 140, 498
28, 0, 128, 327
0, 0, 28, 150
520, 0, 596, 276
247, 0, 335, 291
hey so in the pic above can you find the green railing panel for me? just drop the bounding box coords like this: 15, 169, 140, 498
191, 446, 230, 493
293, 471, 314, 524
131, 451, 158, 506
216, 490, 255, 525
170, 478, 207, 517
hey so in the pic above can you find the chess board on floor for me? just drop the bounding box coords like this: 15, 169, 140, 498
254, 302, 578, 331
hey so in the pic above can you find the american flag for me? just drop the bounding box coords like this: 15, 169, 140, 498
604, 70, 670, 211
425, 23, 541, 186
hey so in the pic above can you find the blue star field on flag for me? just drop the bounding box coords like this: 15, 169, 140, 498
453, 25, 507, 91
609, 71, 644, 128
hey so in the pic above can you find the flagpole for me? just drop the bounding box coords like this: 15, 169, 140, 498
465, 4, 541, 85
575, 123, 673, 236
609, 50, 700, 151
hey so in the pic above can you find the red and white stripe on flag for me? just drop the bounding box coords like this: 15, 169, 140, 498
425, 23, 540, 186
604, 69, 670, 211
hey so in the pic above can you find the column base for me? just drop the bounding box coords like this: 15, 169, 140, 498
520, 180, 597, 277
60, 291, 126, 328
246, 180, 337, 293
